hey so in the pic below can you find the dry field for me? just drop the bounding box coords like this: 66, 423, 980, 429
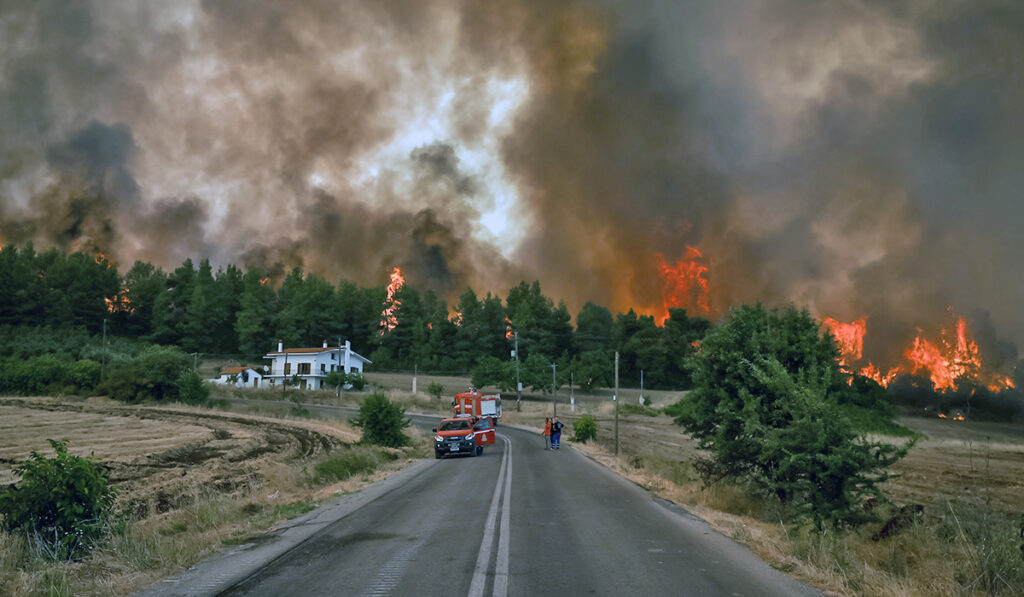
0, 396, 360, 518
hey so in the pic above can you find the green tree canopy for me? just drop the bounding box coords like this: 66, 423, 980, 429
676, 303, 910, 526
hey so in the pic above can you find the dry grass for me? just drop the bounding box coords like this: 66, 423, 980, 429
568, 410, 1024, 597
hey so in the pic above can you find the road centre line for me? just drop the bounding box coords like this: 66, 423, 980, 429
468, 434, 512, 597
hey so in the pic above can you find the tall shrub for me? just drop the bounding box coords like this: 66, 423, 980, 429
0, 440, 114, 559
678, 303, 911, 526
350, 392, 410, 447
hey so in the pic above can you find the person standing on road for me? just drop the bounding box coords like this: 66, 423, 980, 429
550, 418, 564, 449
542, 417, 552, 449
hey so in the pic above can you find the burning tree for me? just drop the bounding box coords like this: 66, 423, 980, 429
378, 266, 405, 336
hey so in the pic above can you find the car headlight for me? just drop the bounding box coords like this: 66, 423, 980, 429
465, 434, 475, 442
434, 435, 442, 442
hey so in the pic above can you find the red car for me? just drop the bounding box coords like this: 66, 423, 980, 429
433, 416, 496, 458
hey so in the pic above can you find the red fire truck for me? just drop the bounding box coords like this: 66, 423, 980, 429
452, 390, 502, 422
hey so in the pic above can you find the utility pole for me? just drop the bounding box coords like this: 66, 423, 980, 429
614, 351, 619, 456
570, 371, 575, 412
514, 330, 521, 412
640, 369, 644, 405
193, 352, 198, 371
412, 363, 418, 395
336, 336, 343, 398
101, 318, 107, 379
283, 350, 288, 399
551, 362, 557, 417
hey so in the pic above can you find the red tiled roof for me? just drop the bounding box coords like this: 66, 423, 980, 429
220, 366, 255, 375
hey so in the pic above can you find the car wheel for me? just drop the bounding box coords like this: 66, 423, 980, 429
476, 446, 483, 456
435, 451, 443, 459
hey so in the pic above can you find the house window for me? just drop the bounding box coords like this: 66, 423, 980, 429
298, 363, 311, 375
320, 363, 326, 373
284, 363, 291, 375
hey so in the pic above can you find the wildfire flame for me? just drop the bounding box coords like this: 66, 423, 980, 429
450, 310, 463, 327
823, 316, 867, 370
655, 247, 709, 325
378, 266, 405, 335
105, 288, 133, 313
824, 312, 1015, 393
259, 277, 270, 285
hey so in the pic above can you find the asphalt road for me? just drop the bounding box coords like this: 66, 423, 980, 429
174, 405, 819, 597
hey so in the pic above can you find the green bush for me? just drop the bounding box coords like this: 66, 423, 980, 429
0, 440, 114, 560
345, 372, 367, 391
0, 355, 104, 396
324, 370, 344, 389
350, 392, 410, 447
427, 381, 445, 400
176, 370, 210, 405
96, 345, 192, 402
572, 414, 598, 443
65, 359, 101, 391
312, 447, 398, 484
619, 403, 661, 417
679, 304, 911, 527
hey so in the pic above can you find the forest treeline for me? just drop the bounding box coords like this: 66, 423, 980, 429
0, 244, 710, 391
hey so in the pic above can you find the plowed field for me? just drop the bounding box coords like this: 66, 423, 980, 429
0, 396, 358, 516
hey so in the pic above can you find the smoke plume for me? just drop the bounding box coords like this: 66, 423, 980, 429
1, 0, 1022, 358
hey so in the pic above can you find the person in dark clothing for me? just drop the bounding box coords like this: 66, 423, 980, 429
550, 418, 564, 449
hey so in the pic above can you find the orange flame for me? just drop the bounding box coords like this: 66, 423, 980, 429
505, 319, 513, 340
826, 311, 1014, 393
378, 267, 405, 335
823, 316, 867, 370
859, 363, 900, 387
105, 288, 133, 313
450, 310, 463, 327
655, 247, 709, 325
905, 316, 980, 391
259, 277, 270, 285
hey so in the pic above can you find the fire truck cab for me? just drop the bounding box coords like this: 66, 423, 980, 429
433, 416, 496, 459
452, 391, 502, 422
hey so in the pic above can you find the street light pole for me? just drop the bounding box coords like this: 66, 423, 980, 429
551, 362, 557, 418
614, 351, 619, 456
514, 330, 521, 412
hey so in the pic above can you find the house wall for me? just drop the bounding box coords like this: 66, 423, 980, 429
264, 345, 368, 390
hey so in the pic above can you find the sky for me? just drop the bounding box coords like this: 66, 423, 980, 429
1, 0, 1022, 367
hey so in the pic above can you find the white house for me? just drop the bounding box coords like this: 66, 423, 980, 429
213, 366, 263, 388
263, 340, 371, 390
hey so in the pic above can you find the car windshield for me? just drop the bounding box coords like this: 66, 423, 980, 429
438, 420, 471, 432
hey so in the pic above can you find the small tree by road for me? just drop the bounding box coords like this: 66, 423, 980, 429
675, 303, 912, 527
350, 392, 410, 448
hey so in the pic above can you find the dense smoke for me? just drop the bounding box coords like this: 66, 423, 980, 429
1, 0, 1022, 358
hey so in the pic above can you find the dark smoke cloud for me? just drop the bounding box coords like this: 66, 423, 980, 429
1, 0, 1022, 364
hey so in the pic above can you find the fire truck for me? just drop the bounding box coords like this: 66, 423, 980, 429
433, 416, 496, 458
452, 390, 502, 422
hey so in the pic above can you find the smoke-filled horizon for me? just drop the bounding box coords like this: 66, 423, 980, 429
2, 0, 1022, 367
